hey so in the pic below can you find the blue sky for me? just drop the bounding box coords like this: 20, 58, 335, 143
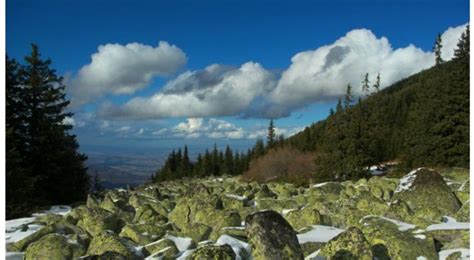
7, 0, 469, 154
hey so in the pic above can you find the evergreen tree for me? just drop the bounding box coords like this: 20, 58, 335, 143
434, 33, 444, 66
180, 145, 191, 177
344, 84, 353, 109
6, 45, 89, 218
362, 73, 370, 96
224, 145, 234, 175
267, 119, 276, 149
373, 73, 381, 92
336, 98, 344, 113
253, 138, 265, 158
454, 25, 470, 61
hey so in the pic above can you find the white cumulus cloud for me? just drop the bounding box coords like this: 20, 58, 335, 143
95, 23, 467, 119
70, 41, 187, 106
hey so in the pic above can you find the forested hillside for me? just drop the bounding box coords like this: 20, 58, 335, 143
288, 28, 469, 181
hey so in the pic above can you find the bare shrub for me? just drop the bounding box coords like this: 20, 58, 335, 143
242, 147, 316, 186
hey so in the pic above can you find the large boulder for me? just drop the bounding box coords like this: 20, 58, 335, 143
119, 223, 167, 245
188, 244, 236, 260
24, 233, 85, 260
285, 207, 331, 230
245, 210, 304, 259
143, 238, 179, 256
75, 207, 123, 236
392, 168, 461, 221
87, 231, 141, 259
318, 227, 373, 260
360, 216, 438, 259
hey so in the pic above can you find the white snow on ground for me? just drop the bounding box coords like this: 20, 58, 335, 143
222, 226, 245, 230
458, 181, 468, 191
176, 249, 195, 259
216, 235, 251, 260
281, 208, 298, 215
414, 234, 426, 239
5, 218, 43, 244
297, 225, 344, 244
426, 222, 470, 231
32, 205, 72, 216
225, 194, 247, 200
305, 249, 326, 260
438, 248, 470, 260
6, 252, 25, 260
312, 182, 328, 188
165, 234, 194, 251
395, 167, 424, 193
360, 215, 416, 231
416, 256, 427, 260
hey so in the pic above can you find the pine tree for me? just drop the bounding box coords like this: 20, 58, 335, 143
454, 25, 470, 61
267, 119, 276, 149
344, 84, 353, 109
336, 98, 343, 113
93, 173, 104, 192
434, 33, 444, 66
253, 138, 265, 158
362, 73, 370, 96
180, 145, 191, 177
373, 73, 381, 92
7, 45, 89, 213
224, 145, 234, 175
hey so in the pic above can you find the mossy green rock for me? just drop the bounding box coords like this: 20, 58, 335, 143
285, 207, 331, 230
133, 204, 167, 224
24, 233, 85, 260
188, 244, 236, 260
119, 223, 166, 245
392, 169, 461, 221
87, 231, 140, 259
77, 207, 123, 236
246, 210, 304, 260
175, 222, 212, 242
360, 216, 437, 259
319, 227, 373, 260
83, 251, 128, 259
143, 238, 178, 256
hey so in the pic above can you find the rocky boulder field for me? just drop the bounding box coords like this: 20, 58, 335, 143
5, 168, 470, 259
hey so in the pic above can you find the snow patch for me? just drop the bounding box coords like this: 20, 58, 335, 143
165, 234, 194, 251
216, 235, 251, 260
297, 225, 344, 244
305, 249, 326, 260
312, 182, 328, 188
360, 215, 416, 231
225, 194, 246, 200
426, 222, 470, 231
6, 252, 25, 260
414, 234, 426, 239
438, 248, 470, 260
395, 168, 424, 193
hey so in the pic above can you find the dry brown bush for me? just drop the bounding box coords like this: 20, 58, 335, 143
242, 147, 316, 186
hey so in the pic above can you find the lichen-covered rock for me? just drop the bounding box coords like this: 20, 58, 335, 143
76, 207, 123, 236
143, 238, 179, 257
319, 227, 372, 260
392, 168, 461, 222
188, 244, 236, 260
454, 201, 470, 222
254, 184, 277, 199
360, 216, 437, 259
83, 251, 128, 259
285, 207, 331, 230
427, 229, 469, 250
24, 233, 85, 260
175, 222, 212, 242
256, 198, 299, 211
87, 231, 141, 259
133, 204, 167, 224
246, 210, 304, 259
119, 223, 166, 245
32, 213, 65, 226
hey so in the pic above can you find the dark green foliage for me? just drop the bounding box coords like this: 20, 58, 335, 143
373, 73, 381, 92
434, 33, 444, 66
267, 119, 276, 149
6, 45, 90, 219
289, 57, 469, 180
152, 144, 252, 182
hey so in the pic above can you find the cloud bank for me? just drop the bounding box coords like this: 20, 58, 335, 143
70, 41, 186, 106
72, 24, 466, 119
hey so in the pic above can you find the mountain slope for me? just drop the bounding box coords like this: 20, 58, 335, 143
287, 57, 469, 180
